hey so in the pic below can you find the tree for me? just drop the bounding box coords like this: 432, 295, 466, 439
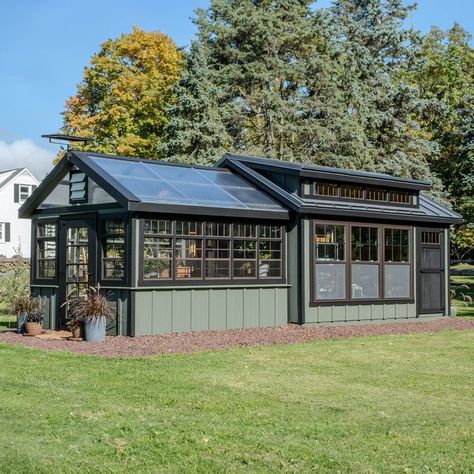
161, 41, 231, 164
451, 225, 474, 261
409, 24, 474, 214
62, 27, 182, 159
165, 0, 350, 164
328, 0, 443, 193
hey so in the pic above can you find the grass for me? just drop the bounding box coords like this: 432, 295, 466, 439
0, 330, 473, 473
451, 275, 474, 317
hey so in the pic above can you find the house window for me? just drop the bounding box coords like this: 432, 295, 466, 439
141, 220, 284, 282
421, 231, 440, 245
389, 191, 411, 204
315, 182, 339, 197
37, 222, 56, 278
313, 221, 412, 303
143, 220, 173, 279
366, 188, 387, 202
102, 219, 126, 279
19, 185, 32, 202
384, 228, 411, 298
314, 224, 346, 300
341, 185, 365, 200
351, 226, 380, 299
0, 222, 5, 243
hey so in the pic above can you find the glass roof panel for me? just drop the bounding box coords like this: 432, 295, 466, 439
90, 156, 286, 211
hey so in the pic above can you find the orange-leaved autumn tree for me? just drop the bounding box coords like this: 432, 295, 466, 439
62, 26, 183, 159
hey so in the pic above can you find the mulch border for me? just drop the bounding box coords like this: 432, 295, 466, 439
0, 317, 473, 358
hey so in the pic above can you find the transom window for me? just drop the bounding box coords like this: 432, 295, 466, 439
310, 181, 414, 206
142, 219, 284, 282
313, 222, 412, 302
37, 222, 56, 279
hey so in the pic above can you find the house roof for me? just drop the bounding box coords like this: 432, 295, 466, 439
219, 155, 462, 225
218, 153, 432, 191
0, 168, 28, 191
19, 151, 289, 220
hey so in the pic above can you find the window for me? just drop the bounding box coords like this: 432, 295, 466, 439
0, 223, 4, 243
341, 185, 365, 199
102, 219, 126, 279
310, 181, 414, 206
314, 224, 346, 300
389, 191, 411, 204
315, 182, 339, 197
351, 226, 380, 299
143, 220, 173, 279
141, 220, 284, 282
19, 185, 32, 202
367, 188, 387, 202
37, 222, 56, 278
421, 231, 440, 245
69, 170, 87, 203
313, 221, 413, 303
0, 222, 9, 243
384, 228, 411, 298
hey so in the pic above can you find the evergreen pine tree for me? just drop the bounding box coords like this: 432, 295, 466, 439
162, 42, 231, 164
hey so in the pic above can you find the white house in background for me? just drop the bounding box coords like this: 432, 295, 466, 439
0, 168, 39, 258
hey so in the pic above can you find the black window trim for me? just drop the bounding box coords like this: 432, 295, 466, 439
138, 217, 286, 287
310, 220, 414, 306
32, 218, 58, 284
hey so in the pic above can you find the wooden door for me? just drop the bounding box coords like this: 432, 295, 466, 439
417, 228, 445, 315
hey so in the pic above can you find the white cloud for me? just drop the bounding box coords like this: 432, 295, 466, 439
0, 139, 56, 180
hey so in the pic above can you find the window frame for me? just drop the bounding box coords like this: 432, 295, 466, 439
305, 181, 416, 208
100, 216, 128, 282
19, 184, 32, 203
33, 218, 58, 284
138, 217, 286, 286
310, 220, 413, 306
0, 222, 4, 243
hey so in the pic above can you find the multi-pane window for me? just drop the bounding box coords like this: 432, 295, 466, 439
142, 220, 284, 281
102, 219, 126, 279
315, 182, 339, 197
367, 188, 387, 202
384, 228, 411, 298
351, 226, 380, 299
143, 220, 173, 279
310, 181, 414, 206
313, 221, 412, 302
314, 224, 346, 300
389, 191, 411, 204
421, 231, 440, 245
19, 185, 32, 202
341, 185, 365, 200
37, 223, 56, 278
0, 223, 4, 243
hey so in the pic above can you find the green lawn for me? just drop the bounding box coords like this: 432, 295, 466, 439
0, 330, 473, 473
451, 275, 474, 317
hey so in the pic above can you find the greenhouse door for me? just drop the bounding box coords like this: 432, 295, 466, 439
58, 217, 97, 329
417, 228, 445, 315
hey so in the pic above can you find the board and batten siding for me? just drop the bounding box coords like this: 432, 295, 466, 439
302, 219, 422, 324
133, 286, 288, 336
31, 286, 58, 330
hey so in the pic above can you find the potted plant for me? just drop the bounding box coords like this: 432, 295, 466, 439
10, 295, 44, 335
259, 253, 271, 277
24, 311, 44, 336
69, 284, 114, 342
450, 284, 472, 316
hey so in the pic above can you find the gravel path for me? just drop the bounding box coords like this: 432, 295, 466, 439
0, 318, 473, 358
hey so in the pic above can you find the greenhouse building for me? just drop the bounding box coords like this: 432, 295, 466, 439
19, 151, 462, 336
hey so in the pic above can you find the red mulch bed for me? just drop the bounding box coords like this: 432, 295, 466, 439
0, 318, 473, 358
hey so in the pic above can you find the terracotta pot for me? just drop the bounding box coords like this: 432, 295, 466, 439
25, 322, 42, 336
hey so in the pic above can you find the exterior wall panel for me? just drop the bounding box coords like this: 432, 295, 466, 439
133, 286, 288, 336
31, 286, 57, 330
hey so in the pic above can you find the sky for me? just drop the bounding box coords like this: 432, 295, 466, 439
0, 0, 473, 178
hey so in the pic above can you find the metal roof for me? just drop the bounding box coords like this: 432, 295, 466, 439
19, 151, 289, 220
220, 157, 462, 224
219, 153, 432, 191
